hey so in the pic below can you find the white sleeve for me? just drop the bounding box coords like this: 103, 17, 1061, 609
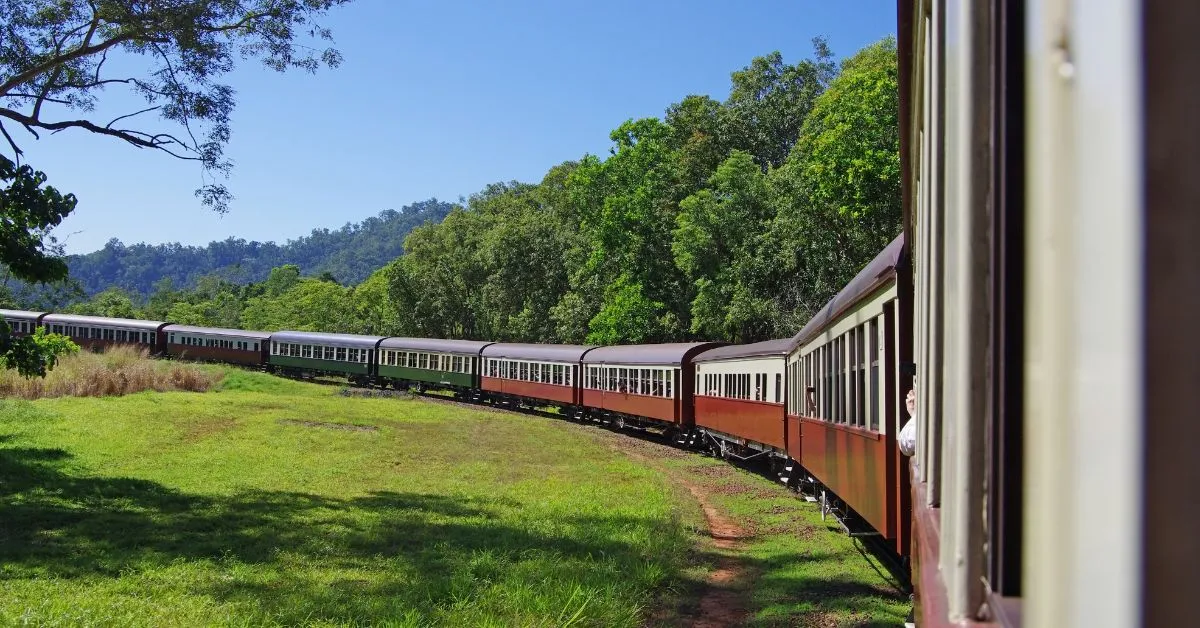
898, 417, 917, 456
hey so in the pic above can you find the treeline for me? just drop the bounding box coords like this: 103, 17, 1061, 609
24, 199, 454, 299
39, 37, 900, 346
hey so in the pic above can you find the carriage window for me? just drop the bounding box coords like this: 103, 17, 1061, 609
302, 345, 312, 358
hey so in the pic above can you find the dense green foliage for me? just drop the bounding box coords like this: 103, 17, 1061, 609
0, 156, 79, 376
31, 37, 900, 346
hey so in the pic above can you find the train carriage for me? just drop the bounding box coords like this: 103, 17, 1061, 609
163, 325, 271, 367
480, 343, 596, 407
268, 331, 384, 384
376, 337, 494, 392
41, 313, 169, 354
786, 235, 909, 554
580, 343, 724, 429
692, 339, 791, 456
895, 0, 1200, 624
1, 309, 46, 336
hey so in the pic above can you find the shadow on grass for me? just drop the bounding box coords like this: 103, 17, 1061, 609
0, 444, 694, 624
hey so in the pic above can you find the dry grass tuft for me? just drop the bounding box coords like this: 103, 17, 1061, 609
0, 345, 223, 400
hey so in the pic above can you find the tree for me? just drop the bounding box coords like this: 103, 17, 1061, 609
722, 41, 837, 170
674, 150, 778, 342
1, 0, 353, 212
768, 36, 901, 324
0, 156, 78, 376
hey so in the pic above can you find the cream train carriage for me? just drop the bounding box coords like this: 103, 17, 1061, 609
896, 0, 1198, 626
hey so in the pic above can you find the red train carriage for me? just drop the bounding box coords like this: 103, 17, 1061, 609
163, 325, 271, 367
41, 313, 169, 355
581, 343, 725, 429
785, 235, 910, 554
692, 339, 791, 456
1, 309, 46, 336
480, 343, 597, 407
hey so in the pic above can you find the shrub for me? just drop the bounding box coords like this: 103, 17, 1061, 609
0, 345, 223, 399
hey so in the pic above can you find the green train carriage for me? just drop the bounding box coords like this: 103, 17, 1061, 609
268, 330, 385, 385
375, 337, 494, 394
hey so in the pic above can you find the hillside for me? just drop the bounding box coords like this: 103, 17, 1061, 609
63, 199, 453, 296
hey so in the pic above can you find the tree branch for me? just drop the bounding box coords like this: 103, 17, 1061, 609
105, 106, 162, 128
0, 107, 198, 160
0, 121, 22, 159
0, 33, 145, 97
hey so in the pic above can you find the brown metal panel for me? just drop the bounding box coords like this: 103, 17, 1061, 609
785, 414, 802, 461
695, 396, 786, 450
66, 337, 160, 355
800, 417, 891, 538
168, 344, 265, 367
596, 391, 676, 425
1143, 1, 1200, 625
481, 377, 575, 406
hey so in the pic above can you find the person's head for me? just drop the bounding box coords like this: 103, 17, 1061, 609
906, 388, 916, 416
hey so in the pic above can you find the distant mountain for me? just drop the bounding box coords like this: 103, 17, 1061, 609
64, 199, 454, 296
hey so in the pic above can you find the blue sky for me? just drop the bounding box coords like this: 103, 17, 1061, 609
13, 0, 897, 255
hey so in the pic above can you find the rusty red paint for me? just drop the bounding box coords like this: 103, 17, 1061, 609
799, 417, 891, 539
168, 344, 268, 367
481, 377, 577, 405
67, 337, 163, 355
582, 389, 678, 424
695, 396, 786, 450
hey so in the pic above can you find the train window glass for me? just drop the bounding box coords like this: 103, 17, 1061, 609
302, 345, 311, 358
776, 373, 782, 404
254, 342, 259, 352
519, 362, 528, 381
333, 347, 344, 361
417, 353, 427, 369
666, 370, 674, 398
848, 330, 858, 426
542, 364, 551, 383
347, 348, 358, 362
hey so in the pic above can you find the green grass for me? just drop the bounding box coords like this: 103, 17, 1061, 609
0, 367, 908, 626
659, 453, 911, 626
0, 369, 700, 627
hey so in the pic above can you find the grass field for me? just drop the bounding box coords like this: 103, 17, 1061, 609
0, 367, 907, 626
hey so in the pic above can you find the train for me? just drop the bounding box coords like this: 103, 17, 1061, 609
4, 0, 1195, 624
0, 234, 915, 567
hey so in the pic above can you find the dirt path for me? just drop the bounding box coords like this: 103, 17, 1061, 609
596, 433, 753, 628
681, 481, 752, 628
